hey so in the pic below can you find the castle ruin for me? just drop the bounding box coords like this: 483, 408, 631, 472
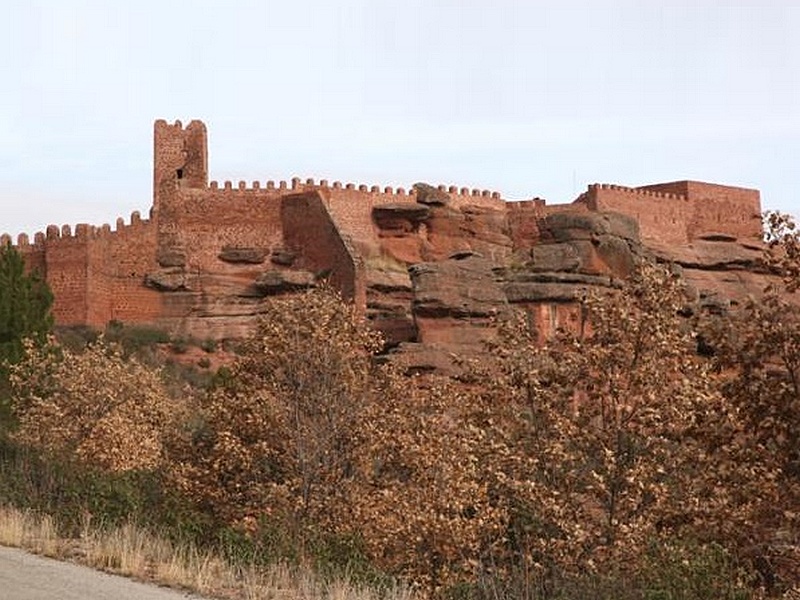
2, 120, 766, 369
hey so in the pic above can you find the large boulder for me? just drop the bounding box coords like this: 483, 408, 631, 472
145, 268, 191, 291
422, 205, 512, 263
514, 211, 644, 279
253, 270, 316, 294
538, 211, 640, 243
412, 183, 451, 206
372, 203, 431, 237
409, 255, 507, 319
218, 246, 266, 264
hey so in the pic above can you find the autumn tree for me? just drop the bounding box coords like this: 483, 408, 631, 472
345, 372, 514, 590
487, 263, 776, 575
170, 286, 384, 531
9, 337, 178, 472
764, 210, 800, 292
169, 287, 517, 590
702, 212, 800, 588
710, 212, 800, 483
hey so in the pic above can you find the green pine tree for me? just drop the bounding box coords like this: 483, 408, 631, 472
0, 243, 53, 368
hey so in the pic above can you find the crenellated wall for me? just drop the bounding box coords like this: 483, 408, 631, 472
85, 213, 162, 326
578, 183, 693, 246
0, 119, 767, 345
3, 213, 161, 327
577, 181, 762, 248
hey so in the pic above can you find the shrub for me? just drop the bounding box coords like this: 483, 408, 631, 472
103, 322, 171, 356
0, 243, 53, 367
464, 538, 752, 600
169, 286, 383, 530
9, 337, 182, 472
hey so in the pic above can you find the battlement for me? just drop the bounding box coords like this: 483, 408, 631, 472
3, 211, 153, 251
153, 119, 200, 131
582, 183, 689, 203
198, 176, 503, 200
579, 180, 762, 245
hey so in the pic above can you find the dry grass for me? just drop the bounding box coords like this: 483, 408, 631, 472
0, 505, 416, 600
0, 506, 61, 557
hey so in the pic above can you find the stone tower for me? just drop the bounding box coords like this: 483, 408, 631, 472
153, 119, 208, 215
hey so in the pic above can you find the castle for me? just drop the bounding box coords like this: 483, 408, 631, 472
2, 120, 766, 368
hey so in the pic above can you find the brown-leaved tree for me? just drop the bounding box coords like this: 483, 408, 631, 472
10, 337, 177, 472
486, 263, 777, 575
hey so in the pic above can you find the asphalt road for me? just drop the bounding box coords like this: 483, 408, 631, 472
0, 546, 209, 600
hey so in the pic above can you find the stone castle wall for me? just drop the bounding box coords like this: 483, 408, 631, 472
577, 181, 761, 247
2, 215, 161, 327
1, 119, 764, 345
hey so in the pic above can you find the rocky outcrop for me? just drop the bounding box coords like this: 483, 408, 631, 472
412, 183, 451, 206
387, 211, 642, 369
410, 256, 507, 319
372, 203, 430, 226
371, 205, 779, 373
218, 246, 266, 264
649, 233, 774, 316
366, 194, 513, 354
496, 212, 642, 328
253, 270, 316, 294
532, 212, 643, 276
145, 268, 192, 292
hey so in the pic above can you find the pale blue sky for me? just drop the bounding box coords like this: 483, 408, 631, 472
2, 0, 799, 236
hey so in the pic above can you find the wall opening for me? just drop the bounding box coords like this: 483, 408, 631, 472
176, 168, 184, 180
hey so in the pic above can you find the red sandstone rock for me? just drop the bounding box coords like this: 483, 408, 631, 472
218, 246, 267, 264
144, 269, 192, 292
253, 270, 316, 293
412, 183, 451, 206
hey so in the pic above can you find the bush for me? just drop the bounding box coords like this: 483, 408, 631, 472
103, 322, 171, 357
0, 243, 53, 367
463, 539, 752, 600
0, 438, 154, 532
169, 286, 383, 530
9, 337, 183, 472
53, 325, 100, 351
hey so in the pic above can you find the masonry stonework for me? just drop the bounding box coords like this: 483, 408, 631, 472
2, 120, 769, 370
